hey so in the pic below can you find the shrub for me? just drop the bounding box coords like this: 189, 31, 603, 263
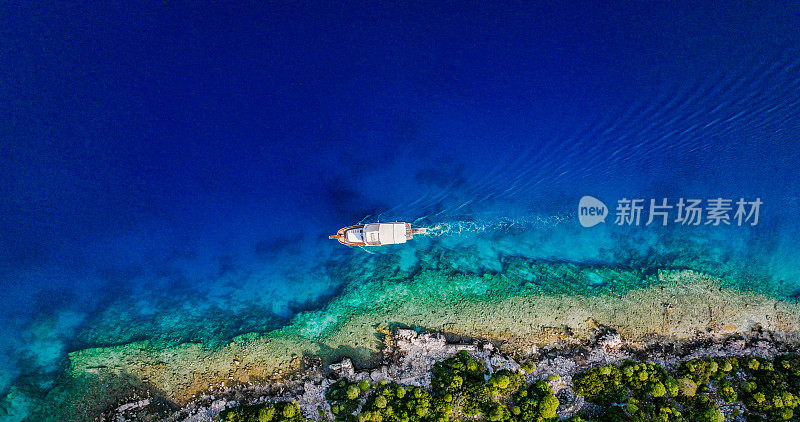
357, 381, 447, 422
664, 377, 679, 397
782, 391, 798, 408
679, 358, 720, 385
531, 380, 552, 396
720, 386, 737, 403
521, 361, 536, 374
281, 403, 296, 419
677, 378, 697, 397
651, 382, 666, 398
432, 351, 487, 395
774, 354, 800, 377
220, 401, 305, 422
621, 362, 667, 397
325, 380, 363, 418
538, 393, 559, 419
685, 396, 725, 422
489, 374, 510, 390
488, 369, 524, 398
258, 407, 276, 422
486, 405, 508, 421
700, 408, 724, 422
573, 365, 627, 406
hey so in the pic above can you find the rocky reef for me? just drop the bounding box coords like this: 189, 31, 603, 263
9, 267, 800, 421
99, 324, 800, 421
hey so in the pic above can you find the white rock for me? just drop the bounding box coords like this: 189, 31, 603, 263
329, 358, 355, 378
598, 332, 622, 350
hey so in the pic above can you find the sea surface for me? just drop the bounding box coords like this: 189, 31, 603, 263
2, 2, 800, 418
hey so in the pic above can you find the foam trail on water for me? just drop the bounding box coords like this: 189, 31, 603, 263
425, 214, 569, 237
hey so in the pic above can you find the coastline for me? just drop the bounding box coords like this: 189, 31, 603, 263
19, 267, 800, 420
108, 324, 800, 421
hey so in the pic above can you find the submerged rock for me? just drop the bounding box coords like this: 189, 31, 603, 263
20, 268, 800, 420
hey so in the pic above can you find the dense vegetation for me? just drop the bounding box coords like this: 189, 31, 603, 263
219, 352, 800, 421
324, 351, 555, 422
219, 400, 306, 422
573, 355, 800, 421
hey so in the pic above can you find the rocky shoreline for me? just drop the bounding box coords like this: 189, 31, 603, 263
12, 268, 800, 421
103, 325, 800, 421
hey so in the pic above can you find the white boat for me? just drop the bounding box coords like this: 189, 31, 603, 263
329, 222, 428, 246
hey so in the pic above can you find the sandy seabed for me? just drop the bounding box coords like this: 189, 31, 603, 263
54, 267, 800, 420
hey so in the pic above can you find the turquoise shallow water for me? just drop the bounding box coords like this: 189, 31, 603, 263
2, 3, 800, 419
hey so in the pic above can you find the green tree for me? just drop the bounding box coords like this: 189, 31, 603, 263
651, 382, 666, 398
538, 394, 559, 419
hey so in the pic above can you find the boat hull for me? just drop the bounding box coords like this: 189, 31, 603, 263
329, 222, 425, 246
328, 224, 368, 246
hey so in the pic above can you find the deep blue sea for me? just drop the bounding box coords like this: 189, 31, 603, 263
2, 2, 800, 416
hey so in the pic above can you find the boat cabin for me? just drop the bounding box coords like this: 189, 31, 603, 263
329, 222, 427, 246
